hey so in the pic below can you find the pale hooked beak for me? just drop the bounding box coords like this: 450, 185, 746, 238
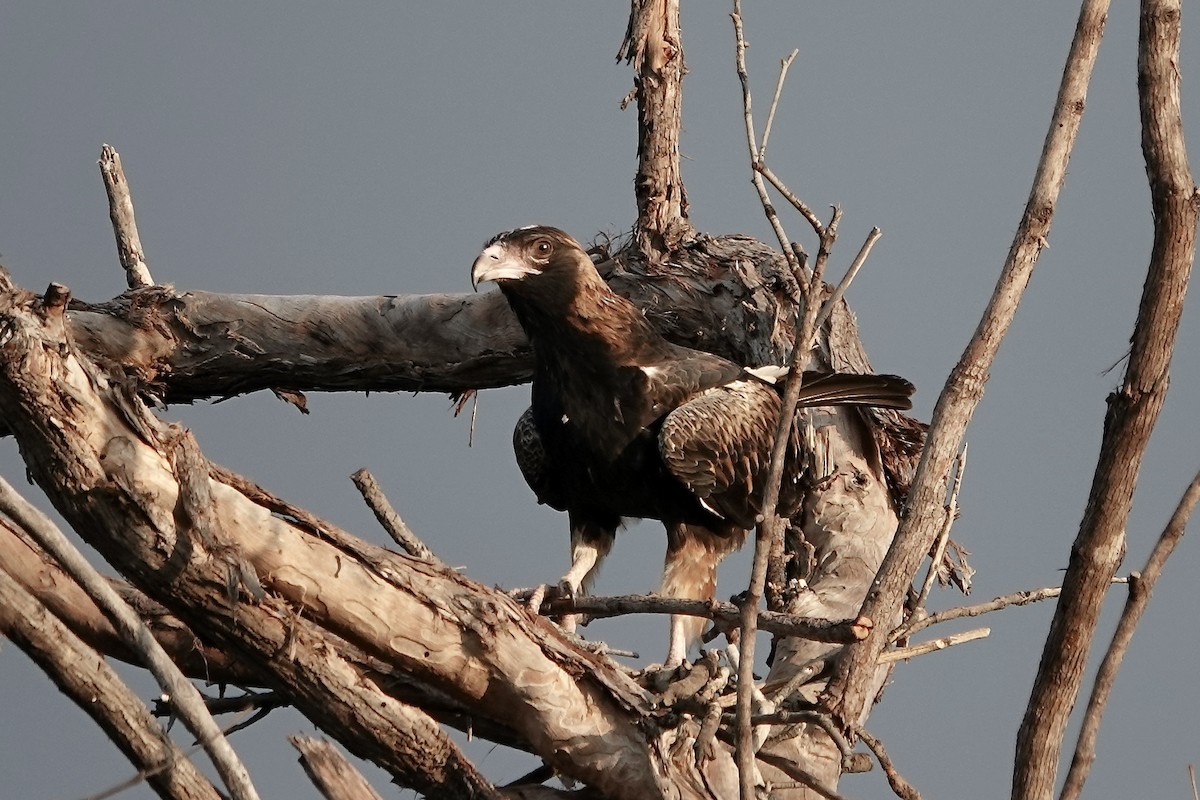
471, 243, 542, 289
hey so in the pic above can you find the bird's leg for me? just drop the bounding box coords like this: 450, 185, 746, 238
661, 522, 746, 669
556, 516, 615, 633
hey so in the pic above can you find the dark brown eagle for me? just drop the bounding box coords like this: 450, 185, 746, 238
472, 226, 914, 666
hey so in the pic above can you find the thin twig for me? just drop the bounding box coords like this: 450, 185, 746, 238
760, 49, 798, 160
893, 576, 1130, 642
349, 469, 440, 563
878, 627, 989, 664
0, 476, 261, 800
731, 6, 788, 795
98, 144, 154, 289
541, 593, 870, 643
907, 444, 968, 628
731, 3, 805, 276
812, 226, 884, 333
855, 725, 922, 800
1061, 469, 1200, 799
756, 162, 824, 235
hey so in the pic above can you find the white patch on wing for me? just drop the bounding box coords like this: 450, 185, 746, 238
697, 496, 726, 519
744, 365, 790, 384
640, 366, 663, 379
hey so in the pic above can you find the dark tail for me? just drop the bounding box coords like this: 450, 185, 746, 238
793, 371, 915, 411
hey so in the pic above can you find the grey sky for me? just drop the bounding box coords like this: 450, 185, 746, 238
1, 3, 1197, 798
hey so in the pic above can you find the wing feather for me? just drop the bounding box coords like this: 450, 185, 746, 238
659, 379, 799, 528
657, 371, 911, 527
513, 406, 569, 511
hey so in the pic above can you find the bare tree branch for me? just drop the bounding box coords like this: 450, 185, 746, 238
824, 0, 1112, 738
1061, 470, 1200, 799
290, 736, 387, 800
542, 594, 871, 644
0, 473, 262, 800
350, 468, 440, 563
759, 49, 798, 161
730, 4, 808, 271
1, 269, 752, 799
620, 0, 694, 260
854, 726, 921, 800
1014, 0, 1197, 794
0, 566, 221, 800
0, 512, 265, 684
903, 444, 967, 632
878, 627, 990, 664
99, 144, 154, 289
894, 577, 1130, 642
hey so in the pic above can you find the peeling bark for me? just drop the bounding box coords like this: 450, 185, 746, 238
2, 269, 783, 798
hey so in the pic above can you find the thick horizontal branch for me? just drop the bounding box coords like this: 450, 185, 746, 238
68, 289, 532, 402
19, 232, 853, 418
543, 594, 870, 644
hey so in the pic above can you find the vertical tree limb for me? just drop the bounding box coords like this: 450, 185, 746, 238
822, 0, 1112, 736
1013, 1, 1197, 796
620, 0, 694, 261
99, 145, 155, 289
1061, 469, 1200, 799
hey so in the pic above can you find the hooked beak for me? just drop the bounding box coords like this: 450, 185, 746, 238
471, 243, 542, 290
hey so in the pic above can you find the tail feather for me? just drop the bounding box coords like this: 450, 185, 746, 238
793, 371, 915, 411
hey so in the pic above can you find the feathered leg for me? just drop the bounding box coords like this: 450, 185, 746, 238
555, 514, 615, 633
661, 522, 746, 667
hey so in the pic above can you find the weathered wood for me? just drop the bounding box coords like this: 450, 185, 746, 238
1016, 1, 1198, 796
290, 736, 388, 800
0, 271, 756, 799
822, 0, 1112, 754
0, 567, 222, 800
620, 0, 693, 260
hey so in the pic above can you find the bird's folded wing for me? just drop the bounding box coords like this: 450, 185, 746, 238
658, 380, 784, 527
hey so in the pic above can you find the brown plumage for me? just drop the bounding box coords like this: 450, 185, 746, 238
472, 226, 915, 666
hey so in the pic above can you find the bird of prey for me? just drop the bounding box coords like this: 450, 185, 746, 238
472, 226, 914, 667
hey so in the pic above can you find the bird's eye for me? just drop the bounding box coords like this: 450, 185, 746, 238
533, 239, 553, 258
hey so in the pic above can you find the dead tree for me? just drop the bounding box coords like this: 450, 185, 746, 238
0, 2, 1195, 799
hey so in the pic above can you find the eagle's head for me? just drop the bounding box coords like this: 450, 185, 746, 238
471, 225, 643, 345
470, 226, 592, 292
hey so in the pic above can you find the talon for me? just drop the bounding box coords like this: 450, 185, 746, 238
526, 584, 548, 615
